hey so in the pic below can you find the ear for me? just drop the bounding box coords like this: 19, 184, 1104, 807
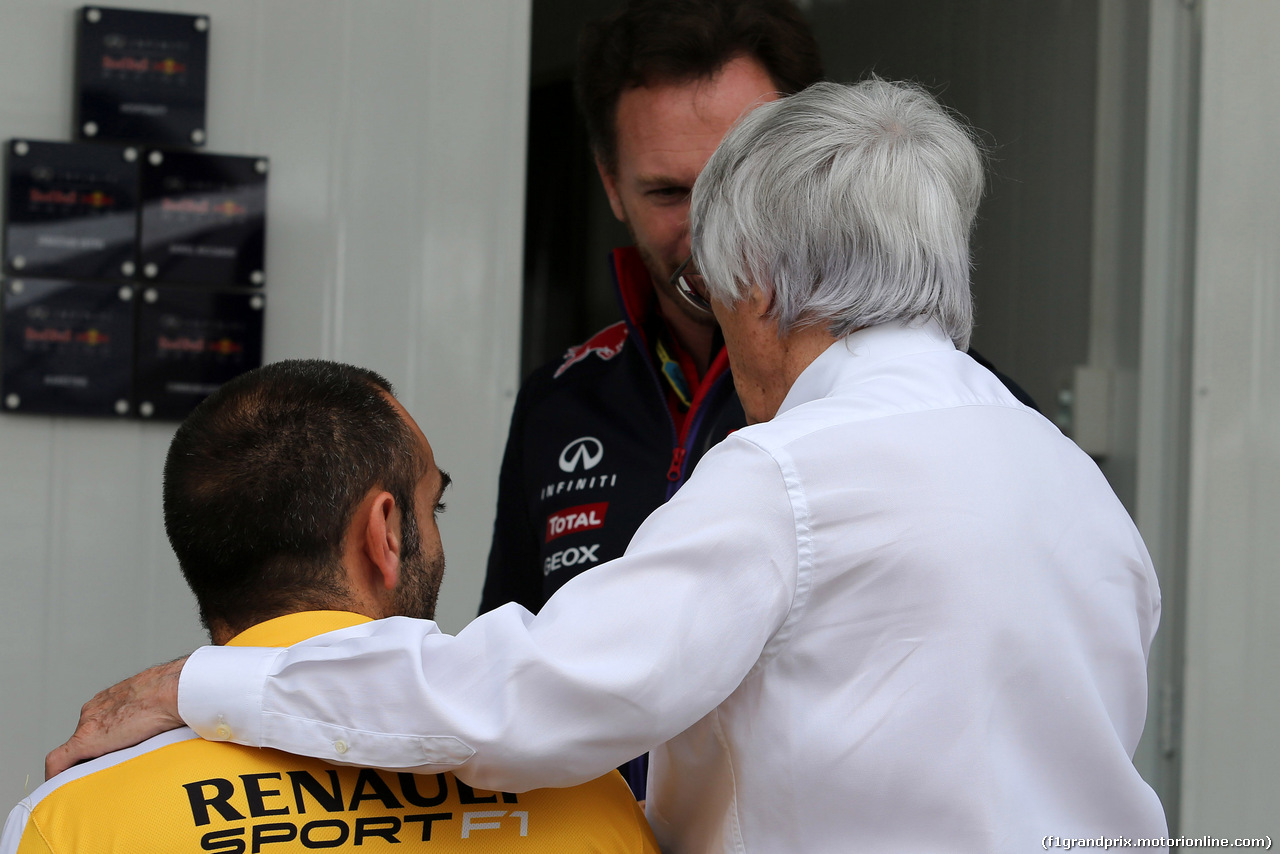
358, 491, 402, 593
745, 284, 774, 318
595, 156, 626, 222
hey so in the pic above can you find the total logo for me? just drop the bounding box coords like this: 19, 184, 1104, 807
545, 502, 608, 543
543, 544, 601, 576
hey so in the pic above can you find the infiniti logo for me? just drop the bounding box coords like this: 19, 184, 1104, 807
558, 436, 604, 473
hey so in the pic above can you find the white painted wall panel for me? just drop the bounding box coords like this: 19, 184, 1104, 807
0, 0, 529, 802
1181, 0, 1280, 840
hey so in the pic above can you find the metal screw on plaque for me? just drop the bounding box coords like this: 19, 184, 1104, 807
194, 17, 209, 32
9, 281, 23, 295
148, 151, 164, 167
255, 159, 269, 175
121, 260, 135, 277
250, 295, 265, 311
144, 263, 158, 279
250, 270, 264, 285
11, 256, 26, 270
139, 401, 155, 418
5, 394, 20, 410
123, 147, 138, 163
85, 8, 101, 23
190, 129, 205, 145
144, 288, 158, 304
13, 141, 28, 157
114, 399, 130, 415
119, 286, 134, 301
83, 121, 98, 138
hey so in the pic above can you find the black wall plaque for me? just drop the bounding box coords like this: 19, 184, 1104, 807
1, 278, 134, 417
134, 285, 263, 420
75, 6, 210, 147
139, 150, 267, 288
4, 139, 140, 281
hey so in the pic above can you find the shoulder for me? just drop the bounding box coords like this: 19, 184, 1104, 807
548, 321, 633, 381
677, 431, 793, 513
20, 728, 200, 810
725, 344, 1043, 469
2, 729, 200, 853
512, 320, 637, 414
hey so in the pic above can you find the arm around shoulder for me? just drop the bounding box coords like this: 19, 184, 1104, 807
168, 435, 800, 792
44, 656, 186, 780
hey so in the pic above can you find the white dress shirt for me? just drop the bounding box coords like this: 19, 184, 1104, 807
180, 321, 1167, 853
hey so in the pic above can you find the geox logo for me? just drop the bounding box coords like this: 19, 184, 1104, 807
543, 544, 600, 576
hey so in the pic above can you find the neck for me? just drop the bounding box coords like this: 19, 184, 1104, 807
777, 325, 842, 391
207, 596, 382, 647
653, 285, 715, 377
742, 322, 841, 425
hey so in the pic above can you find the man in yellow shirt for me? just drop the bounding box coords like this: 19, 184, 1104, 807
1, 359, 658, 854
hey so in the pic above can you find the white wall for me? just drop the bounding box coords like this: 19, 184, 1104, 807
1131, 0, 1199, 825
1180, 0, 1280, 841
0, 0, 529, 802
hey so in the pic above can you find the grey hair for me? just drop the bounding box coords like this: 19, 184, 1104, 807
690, 78, 984, 350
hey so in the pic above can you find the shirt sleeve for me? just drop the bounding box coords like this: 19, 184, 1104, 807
179, 435, 800, 793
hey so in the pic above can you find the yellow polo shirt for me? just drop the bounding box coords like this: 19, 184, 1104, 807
1, 612, 658, 853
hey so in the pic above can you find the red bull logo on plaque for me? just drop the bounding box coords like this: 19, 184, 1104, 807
156, 336, 246, 356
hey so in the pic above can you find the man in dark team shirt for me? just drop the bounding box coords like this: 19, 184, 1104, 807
481, 1, 822, 613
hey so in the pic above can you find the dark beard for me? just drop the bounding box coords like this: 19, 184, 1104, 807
391, 504, 445, 621
393, 547, 445, 621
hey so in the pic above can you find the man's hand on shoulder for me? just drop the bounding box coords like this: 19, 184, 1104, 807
45, 656, 187, 779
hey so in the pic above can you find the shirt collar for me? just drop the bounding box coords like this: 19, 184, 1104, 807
776, 320, 957, 417
226, 611, 372, 648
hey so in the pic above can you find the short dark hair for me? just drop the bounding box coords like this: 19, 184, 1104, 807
163, 359, 424, 636
576, 0, 824, 173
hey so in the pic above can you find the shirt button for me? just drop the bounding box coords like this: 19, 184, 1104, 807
334, 740, 349, 755
215, 724, 232, 740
